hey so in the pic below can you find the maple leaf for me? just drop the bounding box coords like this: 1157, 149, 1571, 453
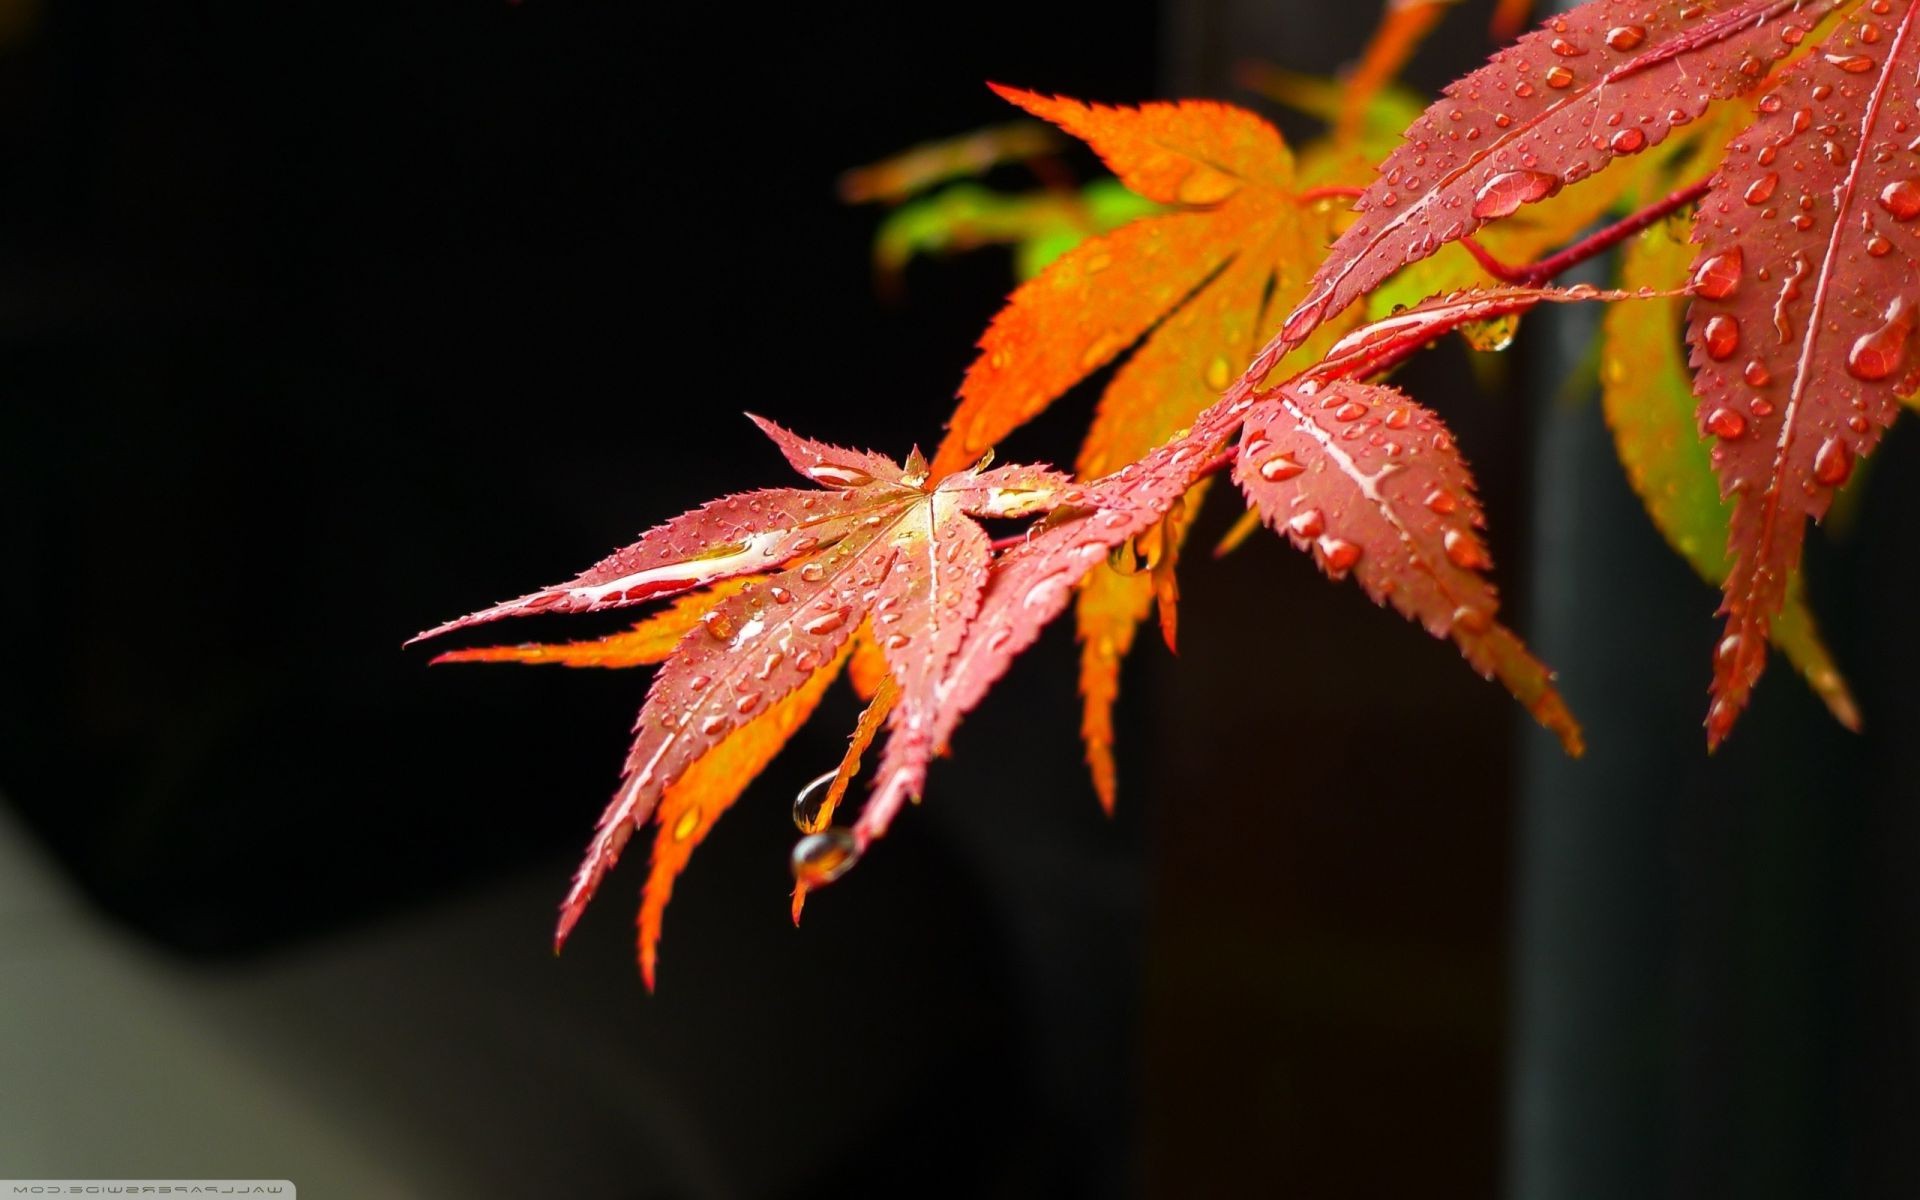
928, 86, 1369, 808
428, 578, 756, 669
871, 179, 1159, 291
1232, 378, 1581, 752
1688, 0, 1919, 744
414, 416, 1076, 958
861, 402, 1249, 844
1258, 0, 1850, 370
1603, 225, 1857, 728
838, 121, 1063, 205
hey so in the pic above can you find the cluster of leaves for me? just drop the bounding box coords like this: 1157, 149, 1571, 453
418, 0, 1918, 983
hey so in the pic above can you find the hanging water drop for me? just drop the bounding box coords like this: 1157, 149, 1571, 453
791, 828, 859, 888
793, 769, 837, 833
1461, 312, 1520, 351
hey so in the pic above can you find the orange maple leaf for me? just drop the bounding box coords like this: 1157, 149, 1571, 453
929, 86, 1364, 811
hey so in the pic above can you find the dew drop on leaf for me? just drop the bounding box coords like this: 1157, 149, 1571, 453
1694, 248, 1744, 299
1470, 170, 1559, 220
1813, 435, 1855, 487
1258, 452, 1306, 482
807, 464, 874, 489
1443, 529, 1491, 570
1316, 536, 1361, 573
1703, 314, 1742, 360
1877, 179, 1920, 220
1705, 406, 1749, 439
1845, 296, 1914, 380
1605, 25, 1645, 51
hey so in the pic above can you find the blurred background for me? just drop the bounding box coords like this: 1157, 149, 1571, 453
2, 0, 1918, 1195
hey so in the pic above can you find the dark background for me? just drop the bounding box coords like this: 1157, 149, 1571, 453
2, 0, 1918, 1196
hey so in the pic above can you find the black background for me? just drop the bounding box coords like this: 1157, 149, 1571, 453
6, 1, 1920, 1197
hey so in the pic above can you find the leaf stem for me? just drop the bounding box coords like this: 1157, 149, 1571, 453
1459, 177, 1713, 286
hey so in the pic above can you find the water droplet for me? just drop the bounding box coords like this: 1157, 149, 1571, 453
1757, 93, 1783, 114
807, 463, 873, 488
1703, 315, 1741, 361
1824, 53, 1875, 73
1080, 330, 1126, 369
1177, 165, 1239, 206
1424, 489, 1458, 515
1813, 435, 1855, 487
735, 693, 761, 715
1878, 179, 1920, 220
702, 610, 736, 641
1743, 360, 1772, 387
793, 770, 837, 833
791, 828, 859, 888
1443, 529, 1491, 570
1544, 65, 1575, 89
1550, 37, 1585, 57
1316, 536, 1361, 572
1610, 128, 1646, 155
1846, 295, 1914, 380
1461, 313, 1520, 352
672, 807, 702, 842
1744, 172, 1779, 205
1605, 25, 1646, 51
798, 562, 827, 583
1705, 407, 1748, 439
1693, 248, 1743, 299
1470, 169, 1560, 219
1451, 605, 1492, 635
1868, 234, 1893, 257
1287, 509, 1325, 539
1258, 452, 1306, 482
1333, 401, 1367, 422
801, 607, 849, 635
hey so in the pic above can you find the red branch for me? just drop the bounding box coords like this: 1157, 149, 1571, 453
1459, 178, 1713, 287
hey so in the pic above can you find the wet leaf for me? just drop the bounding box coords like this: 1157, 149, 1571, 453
1233, 379, 1581, 752
1688, 2, 1918, 744
1603, 226, 1857, 729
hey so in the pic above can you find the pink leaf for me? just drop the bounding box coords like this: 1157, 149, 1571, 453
1233, 379, 1581, 752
